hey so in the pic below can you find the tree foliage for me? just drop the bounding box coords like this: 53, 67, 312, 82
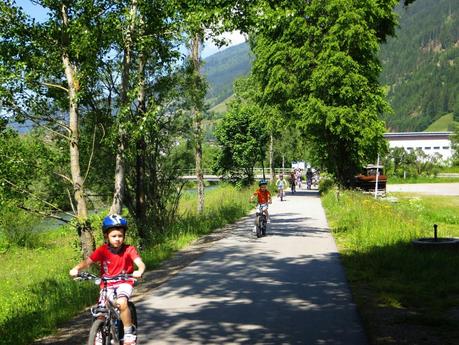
249, 0, 397, 185
452, 124, 459, 166
213, 77, 269, 183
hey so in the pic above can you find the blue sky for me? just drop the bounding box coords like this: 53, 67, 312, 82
14, 0, 246, 58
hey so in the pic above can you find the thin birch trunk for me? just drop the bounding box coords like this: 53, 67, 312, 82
110, 0, 137, 215
191, 33, 205, 214
135, 48, 147, 239
269, 132, 274, 180
61, 4, 94, 259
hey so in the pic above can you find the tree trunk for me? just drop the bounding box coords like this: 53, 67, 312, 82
269, 132, 274, 180
61, 4, 94, 259
191, 33, 205, 214
110, 0, 137, 215
135, 50, 147, 239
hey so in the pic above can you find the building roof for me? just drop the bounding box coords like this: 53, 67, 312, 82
384, 132, 452, 140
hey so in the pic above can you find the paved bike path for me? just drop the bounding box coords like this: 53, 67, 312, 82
137, 190, 368, 345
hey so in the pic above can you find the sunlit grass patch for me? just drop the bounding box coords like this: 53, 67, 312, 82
322, 190, 459, 343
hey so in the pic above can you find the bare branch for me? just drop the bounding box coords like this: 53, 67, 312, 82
42, 82, 69, 93
2, 178, 74, 218
5, 98, 71, 137
55, 172, 73, 184
26, 116, 71, 140
67, 188, 76, 215
17, 205, 72, 224
83, 126, 97, 184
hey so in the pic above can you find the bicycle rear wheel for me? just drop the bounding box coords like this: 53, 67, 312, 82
88, 318, 109, 345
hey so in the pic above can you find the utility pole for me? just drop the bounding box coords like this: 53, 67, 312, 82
374, 154, 380, 199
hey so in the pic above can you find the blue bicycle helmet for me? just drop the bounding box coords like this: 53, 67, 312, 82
258, 179, 268, 187
102, 214, 128, 234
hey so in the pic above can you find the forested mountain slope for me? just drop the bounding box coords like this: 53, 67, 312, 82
379, 0, 459, 131
203, 0, 459, 132
203, 42, 252, 108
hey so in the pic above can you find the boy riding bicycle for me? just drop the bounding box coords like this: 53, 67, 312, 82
250, 180, 272, 231
70, 214, 146, 345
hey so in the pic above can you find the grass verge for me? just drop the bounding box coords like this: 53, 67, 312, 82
0, 183, 253, 345
322, 190, 459, 344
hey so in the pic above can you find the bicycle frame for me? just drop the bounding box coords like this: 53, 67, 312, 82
255, 204, 267, 238
75, 273, 136, 345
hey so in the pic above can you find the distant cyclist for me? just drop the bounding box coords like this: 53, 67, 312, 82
306, 168, 314, 190
250, 179, 272, 226
289, 171, 296, 194
276, 174, 287, 201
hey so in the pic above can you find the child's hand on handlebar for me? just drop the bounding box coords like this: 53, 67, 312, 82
132, 270, 143, 278
69, 268, 79, 277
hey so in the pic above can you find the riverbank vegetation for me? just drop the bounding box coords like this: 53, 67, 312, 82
0, 184, 252, 345
322, 190, 459, 344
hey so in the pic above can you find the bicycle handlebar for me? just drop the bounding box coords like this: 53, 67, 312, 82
74, 272, 137, 284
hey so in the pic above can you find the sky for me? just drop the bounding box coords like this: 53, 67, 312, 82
14, 0, 247, 58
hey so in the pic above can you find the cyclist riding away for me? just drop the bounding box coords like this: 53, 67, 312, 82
70, 214, 146, 345
250, 180, 272, 231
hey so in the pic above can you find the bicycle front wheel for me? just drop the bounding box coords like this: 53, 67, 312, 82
88, 318, 110, 345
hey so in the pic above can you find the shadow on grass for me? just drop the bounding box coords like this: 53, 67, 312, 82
337, 241, 459, 345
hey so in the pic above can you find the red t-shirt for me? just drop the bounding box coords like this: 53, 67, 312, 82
89, 244, 140, 287
253, 188, 271, 204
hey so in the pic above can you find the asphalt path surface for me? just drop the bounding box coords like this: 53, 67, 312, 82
136, 189, 367, 345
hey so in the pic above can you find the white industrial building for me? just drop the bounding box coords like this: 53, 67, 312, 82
384, 132, 453, 161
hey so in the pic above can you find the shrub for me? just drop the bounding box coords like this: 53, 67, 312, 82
318, 173, 335, 194
0, 202, 41, 249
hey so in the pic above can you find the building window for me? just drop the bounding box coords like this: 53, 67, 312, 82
443, 146, 450, 149
424, 147, 431, 150
407, 147, 413, 150
433, 146, 440, 150
417, 147, 422, 149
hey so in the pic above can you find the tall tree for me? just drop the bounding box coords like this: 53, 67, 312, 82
109, 0, 138, 216
214, 77, 269, 183
177, 0, 256, 212
250, 0, 400, 185
0, 0, 114, 257
185, 32, 206, 213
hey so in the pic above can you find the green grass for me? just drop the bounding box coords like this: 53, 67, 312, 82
440, 165, 459, 173
322, 191, 459, 344
0, 183, 253, 345
209, 94, 234, 114
424, 113, 458, 132
0, 229, 97, 345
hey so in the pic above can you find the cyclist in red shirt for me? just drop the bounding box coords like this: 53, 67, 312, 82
250, 179, 272, 223
70, 214, 145, 345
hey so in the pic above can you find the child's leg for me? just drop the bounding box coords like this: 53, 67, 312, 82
118, 296, 133, 327
111, 284, 136, 342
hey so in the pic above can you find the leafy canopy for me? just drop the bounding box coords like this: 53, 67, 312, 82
250, 0, 397, 185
